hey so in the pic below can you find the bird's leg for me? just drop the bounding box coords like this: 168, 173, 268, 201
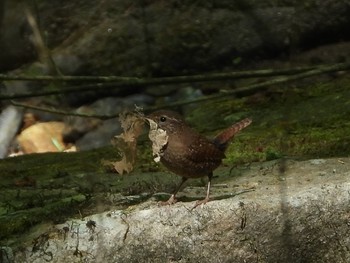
192, 173, 212, 209
159, 177, 188, 206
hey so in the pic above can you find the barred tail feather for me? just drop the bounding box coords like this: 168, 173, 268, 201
213, 118, 252, 150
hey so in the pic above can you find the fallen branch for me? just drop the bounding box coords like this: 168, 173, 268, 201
0, 65, 318, 82
146, 61, 350, 110
0, 65, 323, 100
10, 100, 115, 119
8, 62, 350, 116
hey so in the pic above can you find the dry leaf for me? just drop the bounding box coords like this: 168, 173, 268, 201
17, 122, 67, 153
112, 155, 134, 174
146, 118, 168, 163
110, 110, 145, 175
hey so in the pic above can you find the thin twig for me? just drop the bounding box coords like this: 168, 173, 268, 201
0, 65, 319, 82
25, 8, 62, 76
145, 61, 350, 111
0, 74, 138, 82
10, 101, 117, 119
0, 64, 330, 101
9, 62, 350, 117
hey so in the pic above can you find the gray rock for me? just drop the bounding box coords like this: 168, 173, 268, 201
3, 0, 347, 75
0, 106, 23, 158
65, 95, 153, 149
11, 158, 350, 262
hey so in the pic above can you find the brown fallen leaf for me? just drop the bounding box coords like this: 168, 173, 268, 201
108, 110, 145, 175
17, 122, 67, 153
111, 155, 134, 175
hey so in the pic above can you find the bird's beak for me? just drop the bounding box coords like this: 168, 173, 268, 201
144, 117, 153, 125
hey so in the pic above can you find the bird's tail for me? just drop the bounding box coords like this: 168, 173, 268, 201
213, 118, 252, 151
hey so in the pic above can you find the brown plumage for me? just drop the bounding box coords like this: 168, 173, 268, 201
147, 110, 251, 207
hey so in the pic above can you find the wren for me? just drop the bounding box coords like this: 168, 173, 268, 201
147, 110, 252, 207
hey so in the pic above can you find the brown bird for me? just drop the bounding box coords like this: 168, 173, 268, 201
147, 110, 252, 207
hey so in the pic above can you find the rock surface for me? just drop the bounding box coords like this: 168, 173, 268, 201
2, 1, 350, 74
9, 157, 350, 263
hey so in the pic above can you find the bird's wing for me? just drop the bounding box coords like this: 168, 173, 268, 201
186, 136, 225, 163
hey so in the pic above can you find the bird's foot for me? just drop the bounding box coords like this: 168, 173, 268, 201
158, 195, 177, 206
191, 197, 210, 210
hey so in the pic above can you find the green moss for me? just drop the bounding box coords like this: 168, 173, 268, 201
0, 194, 86, 240
0, 146, 120, 183
188, 76, 350, 165
186, 98, 247, 132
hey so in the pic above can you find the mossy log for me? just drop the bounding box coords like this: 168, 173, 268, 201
0, 147, 177, 241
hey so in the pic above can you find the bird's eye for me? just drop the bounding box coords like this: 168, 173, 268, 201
160, 116, 166, 122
